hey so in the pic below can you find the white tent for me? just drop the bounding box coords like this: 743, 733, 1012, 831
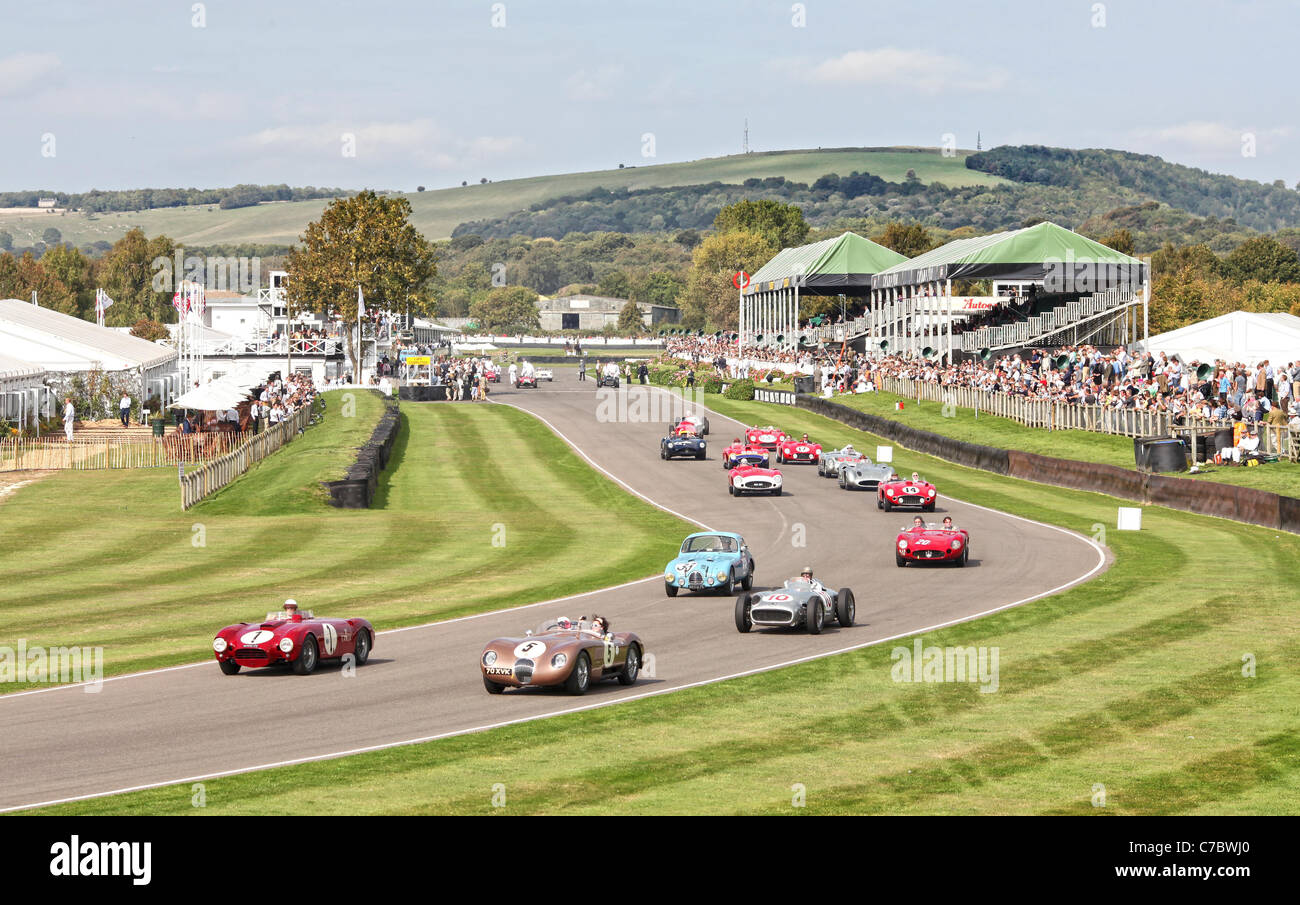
168, 368, 267, 411
1140, 311, 1300, 365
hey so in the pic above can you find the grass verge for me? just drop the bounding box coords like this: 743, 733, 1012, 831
24, 397, 1300, 815
0, 395, 692, 691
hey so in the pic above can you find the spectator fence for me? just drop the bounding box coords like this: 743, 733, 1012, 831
875, 375, 1298, 461
178, 405, 314, 509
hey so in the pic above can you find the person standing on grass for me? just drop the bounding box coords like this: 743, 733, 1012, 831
63, 397, 75, 442
119, 392, 131, 428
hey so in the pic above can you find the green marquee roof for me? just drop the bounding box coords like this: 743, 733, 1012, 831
872, 221, 1147, 290
745, 231, 907, 296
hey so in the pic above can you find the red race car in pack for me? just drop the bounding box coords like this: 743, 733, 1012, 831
212, 600, 375, 675
517, 372, 537, 389
877, 471, 937, 512
896, 519, 970, 567
776, 434, 822, 464
745, 426, 789, 451
728, 463, 783, 496
722, 441, 770, 470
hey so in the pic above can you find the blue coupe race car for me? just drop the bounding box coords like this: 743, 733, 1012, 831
663, 531, 756, 597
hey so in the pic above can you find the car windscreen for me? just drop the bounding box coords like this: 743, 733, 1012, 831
681, 535, 735, 553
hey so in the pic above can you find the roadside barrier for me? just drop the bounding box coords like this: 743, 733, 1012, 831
320, 398, 401, 509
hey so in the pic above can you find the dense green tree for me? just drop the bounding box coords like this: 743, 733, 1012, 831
94, 228, 176, 324
1098, 228, 1135, 255
40, 243, 94, 319
713, 199, 809, 250
287, 191, 437, 376
469, 286, 539, 333
680, 230, 775, 329
617, 300, 644, 333
1220, 235, 1300, 284
873, 222, 934, 257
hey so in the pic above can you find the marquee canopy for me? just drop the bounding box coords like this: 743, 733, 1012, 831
871, 221, 1147, 291
168, 367, 267, 411
1141, 311, 1300, 365
746, 231, 907, 296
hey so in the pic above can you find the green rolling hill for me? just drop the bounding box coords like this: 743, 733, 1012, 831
0, 147, 1000, 249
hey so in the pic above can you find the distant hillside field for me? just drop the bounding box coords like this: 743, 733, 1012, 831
0, 148, 998, 249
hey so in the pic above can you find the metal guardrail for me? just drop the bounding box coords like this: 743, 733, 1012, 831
178, 405, 314, 509
878, 376, 1298, 461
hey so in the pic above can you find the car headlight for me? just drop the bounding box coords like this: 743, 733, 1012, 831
279, 637, 294, 653
665, 572, 675, 582
951, 539, 963, 550
898, 539, 908, 550
928, 489, 936, 497
716, 571, 727, 581
483, 650, 497, 666
212, 637, 227, 653
886, 488, 895, 496
551, 653, 567, 669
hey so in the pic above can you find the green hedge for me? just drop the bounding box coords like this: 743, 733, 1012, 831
702, 376, 722, 394
724, 379, 755, 401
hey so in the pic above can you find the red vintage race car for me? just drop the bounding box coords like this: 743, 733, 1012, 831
484, 365, 501, 383
517, 372, 537, 389
721, 442, 770, 469
896, 522, 970, 567
776, 435, 822, 464
212, 601, 375, 675
745, 426, 789, 450
877, 474, 938, 511
481, 616, 643, 695
729, 463, 783, 496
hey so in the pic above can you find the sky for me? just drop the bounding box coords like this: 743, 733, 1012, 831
2, 0, 1297, 192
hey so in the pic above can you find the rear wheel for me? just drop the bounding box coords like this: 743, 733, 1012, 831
806, 597, 824, 635
563, 652, 591, 695
483, 675, 506, 694
291, 634, 319, 675
836, 588, 855, 627
735, 594, 753, 633
218, 659, 240, 675
618, 644, 641, 686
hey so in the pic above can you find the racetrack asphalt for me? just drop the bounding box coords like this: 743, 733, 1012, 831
0, 379, 1108, 812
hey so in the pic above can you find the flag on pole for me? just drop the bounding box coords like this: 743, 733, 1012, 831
95, 288, 114, 327
357, 286, 365, 318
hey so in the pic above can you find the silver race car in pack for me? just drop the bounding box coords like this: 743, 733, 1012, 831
734, 573, 855, 634
839, 457, 895, 492
816, 444, 867, 479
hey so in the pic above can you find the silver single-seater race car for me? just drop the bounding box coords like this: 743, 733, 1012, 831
735, 574, 854, 634
839, 458, 895, 492
816, 444, 867, 479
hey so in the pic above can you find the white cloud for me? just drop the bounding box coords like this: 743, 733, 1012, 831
565, 66, 622, 102
1132, 120, 1292, 160
0, 52, 62, 98
234, 118, 524, 171
808, 48, 1008, 95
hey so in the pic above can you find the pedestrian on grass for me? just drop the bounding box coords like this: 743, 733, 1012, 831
63, 397, 75, 442
119, 393, 131, 428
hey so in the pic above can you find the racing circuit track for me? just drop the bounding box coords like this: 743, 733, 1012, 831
0, 380, 1108, 812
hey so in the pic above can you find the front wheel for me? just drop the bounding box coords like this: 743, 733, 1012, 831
735, 594, 753, 633
741, 566, 753, 591
291, 634, 319, 675
836, 588, 855, 627
806, 597, 824, 635
924, 501, 936, 512
618, 644, 641, 686
218, 659, 240, 675
353, 629, 371, 666
563, 651, 591, 695
896, 553, 906, 568
883, 498, 893, 512
483, 675, 506, 694
957, 548, 968, 567
665, 582, 679, 598
695, 451, 705, 460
